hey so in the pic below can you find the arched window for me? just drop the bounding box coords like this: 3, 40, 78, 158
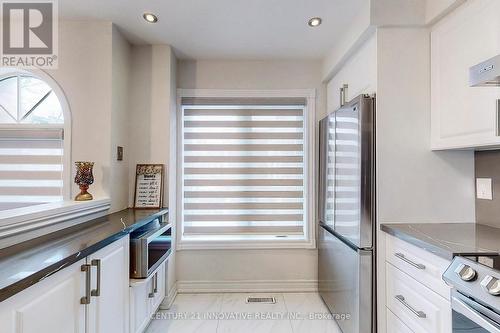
0, 72, 69, 211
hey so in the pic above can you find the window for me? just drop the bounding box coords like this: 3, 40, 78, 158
0, 72, 67, 211
179, 92, 314, 247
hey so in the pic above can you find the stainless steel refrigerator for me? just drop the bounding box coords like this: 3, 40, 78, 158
318, 95, 376, 333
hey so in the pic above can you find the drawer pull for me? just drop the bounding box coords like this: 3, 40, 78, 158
395, 295, 427, 318
91, 259, 101, 297
394, 253, 426, 270
148, 273, 157, 298
80, 264, 91, 305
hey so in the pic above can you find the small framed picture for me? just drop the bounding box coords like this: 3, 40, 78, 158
133, 164, 164, 209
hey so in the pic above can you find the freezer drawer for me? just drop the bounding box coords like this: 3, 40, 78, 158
318, 225, 374, 333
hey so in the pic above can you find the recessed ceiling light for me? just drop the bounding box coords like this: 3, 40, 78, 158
143, 13, 158, 23
308, 17, 322, 27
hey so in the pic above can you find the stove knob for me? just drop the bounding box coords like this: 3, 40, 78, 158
481, 276, 500, 296
454, 263, 477, 281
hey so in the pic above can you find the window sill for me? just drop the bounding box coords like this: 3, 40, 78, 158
177, 234, 315, 250
0, 198, 111, 240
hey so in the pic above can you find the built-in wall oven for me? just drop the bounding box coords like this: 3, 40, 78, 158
130, 219, 172, 279
443, 257, 500, 333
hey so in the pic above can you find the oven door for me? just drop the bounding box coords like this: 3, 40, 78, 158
451, 290, 500, 333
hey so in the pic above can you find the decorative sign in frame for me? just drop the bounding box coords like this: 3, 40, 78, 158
133, 164, 164, 209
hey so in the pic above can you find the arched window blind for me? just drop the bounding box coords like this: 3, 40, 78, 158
0, 74, 65, 211
181, 97, 307, 238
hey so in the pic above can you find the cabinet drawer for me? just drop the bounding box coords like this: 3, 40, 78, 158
386, 234, 451, 299
386, 263, 451, 333
387, 309, 414, 333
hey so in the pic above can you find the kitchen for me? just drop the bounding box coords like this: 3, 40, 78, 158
0, 0, 499, 333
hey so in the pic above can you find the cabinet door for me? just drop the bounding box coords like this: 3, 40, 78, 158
151, 262, 166, 312
0, 259, 86, 333
129, 278, 154, 333
87, 236, 129, 333
431, 0, 500, 149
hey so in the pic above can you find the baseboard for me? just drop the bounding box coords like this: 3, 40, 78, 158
176, 279, 318, 293
160, 282, 178, 310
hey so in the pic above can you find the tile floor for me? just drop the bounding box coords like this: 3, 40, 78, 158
145, 293, 342, 333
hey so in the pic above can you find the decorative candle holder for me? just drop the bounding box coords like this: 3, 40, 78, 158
74, 162, 94, 201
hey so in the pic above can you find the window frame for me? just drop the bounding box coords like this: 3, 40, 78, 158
0, 68, 72, 205
176, 89, 316, 250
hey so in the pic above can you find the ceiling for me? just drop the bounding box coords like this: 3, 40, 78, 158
59, 0, 366, 60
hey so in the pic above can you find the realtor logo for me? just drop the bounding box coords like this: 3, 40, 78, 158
1, 0, 58, 68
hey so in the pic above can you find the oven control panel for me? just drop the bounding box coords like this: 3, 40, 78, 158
443, 256, 500, 309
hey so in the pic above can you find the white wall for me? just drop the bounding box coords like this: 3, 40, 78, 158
376, 28, 475, 224
375, 27, 474, 332
47, 21, 113, 204
175, 59, 325, 290
110, 25, 132, 212
126, 44, 178, 304
44, 22, 134, 213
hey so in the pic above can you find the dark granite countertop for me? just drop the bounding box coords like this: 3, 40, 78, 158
0, 208, 168, 302
381, 223, 500, 260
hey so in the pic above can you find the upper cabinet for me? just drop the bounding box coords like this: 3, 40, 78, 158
431, 0, 500, 150
326, 34, 377, 113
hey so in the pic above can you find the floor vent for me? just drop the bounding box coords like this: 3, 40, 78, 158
246, 297, 276, 304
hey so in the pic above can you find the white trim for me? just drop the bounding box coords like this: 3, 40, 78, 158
177, 88, 316, 99
160, 282, 178, 310
176, 89, 316, 250
0, 198, 110, 245
176, 279, 318, 293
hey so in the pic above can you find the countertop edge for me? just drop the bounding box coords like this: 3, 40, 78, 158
380, 224, 455, 260
0, 208, 168, 303
380, 223, 500, 261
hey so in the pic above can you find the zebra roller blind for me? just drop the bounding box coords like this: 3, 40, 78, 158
0, 128, 64, 211
181, 97, 307, 237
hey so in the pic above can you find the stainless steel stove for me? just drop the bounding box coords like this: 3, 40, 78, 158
443, 256, 500, 332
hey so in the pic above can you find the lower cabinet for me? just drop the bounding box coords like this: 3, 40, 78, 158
0, 236, 129, 333
0, 258, 87, 333
387, 309, 414, 333
129, 261, 167, 333
87, 236, 130, 333
385, 234, 452, 333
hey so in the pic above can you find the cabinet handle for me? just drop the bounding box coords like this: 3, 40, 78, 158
496, 99, 500, 136
148, 273, 156, 298
91, 259, 101, 297
80, 264, 91, 305
154, 273, 158, 294
394, 253, 426, 270
339, 84, 348, 107
395, 295, 427, 318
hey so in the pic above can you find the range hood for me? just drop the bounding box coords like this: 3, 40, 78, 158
469, 55, 500, 87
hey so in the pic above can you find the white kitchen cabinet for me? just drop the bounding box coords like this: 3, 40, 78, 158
129, 261, 166, 333
326, 33, 377, 112
387, 309, 414, 333
384, 234, 452, 333
0, 236, 130, 333
386, 263, 452, 333
87, 236, 130, 333
0, 259, 86, 333
431, 0, 500, 149
386, 234, 451, 299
